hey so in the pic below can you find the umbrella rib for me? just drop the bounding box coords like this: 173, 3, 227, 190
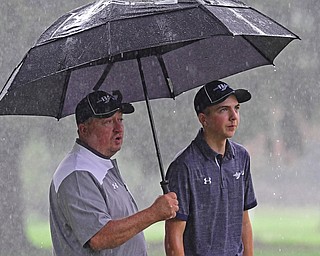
93, 62, 114, 91
57, 70, 72, 120
248, 7, 300, 40
242, 35, 273, 64
157, 55, 175, 99
0, 55, 27, 99
198, 4, 235, 36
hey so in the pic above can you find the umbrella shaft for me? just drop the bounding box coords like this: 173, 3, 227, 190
137, 57, 169, 194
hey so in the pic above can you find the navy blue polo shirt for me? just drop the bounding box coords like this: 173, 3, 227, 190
166, 129, 257, 256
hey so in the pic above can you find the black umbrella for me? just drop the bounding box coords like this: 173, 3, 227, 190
0, 0, 299, 193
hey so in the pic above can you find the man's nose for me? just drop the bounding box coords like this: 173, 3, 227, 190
230, 109, 238, 120
113, 120, 123, 130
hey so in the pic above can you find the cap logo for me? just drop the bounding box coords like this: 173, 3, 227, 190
213, 83, 228, 92
97, 95, 113, 104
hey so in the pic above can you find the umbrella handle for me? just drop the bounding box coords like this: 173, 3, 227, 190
160, 180, 170, 194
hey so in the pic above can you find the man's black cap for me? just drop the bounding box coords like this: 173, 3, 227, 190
75, 90, 134, 124
194, 80, 251, 115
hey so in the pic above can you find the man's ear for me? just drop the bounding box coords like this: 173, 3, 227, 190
198, 113, 207, 127
78, 123, 87, 136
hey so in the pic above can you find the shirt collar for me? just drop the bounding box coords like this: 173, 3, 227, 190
194, 128, 235, 161
76, 138, 111, 160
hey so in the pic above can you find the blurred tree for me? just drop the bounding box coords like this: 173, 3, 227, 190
241, 0, 319, 157
0, 120, 32, 255
0, 1, 88, 254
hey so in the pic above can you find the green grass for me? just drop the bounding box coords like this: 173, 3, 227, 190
252, 206, 320, 246
25, 206, 320, 255
253, 207, 320, 256
25, 217, 52, 249
24, 218, 165, 249
144, 222, 165, 242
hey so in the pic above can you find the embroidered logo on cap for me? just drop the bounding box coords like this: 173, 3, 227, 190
213, 83, 228, 92
97, 95, 113, 104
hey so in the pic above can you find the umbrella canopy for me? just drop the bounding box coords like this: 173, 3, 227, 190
0, 0, 298, 118
0, 0, 299, 193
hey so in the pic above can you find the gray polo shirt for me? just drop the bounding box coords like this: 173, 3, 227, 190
49, 140, 147, 256
166, 129, 257, 256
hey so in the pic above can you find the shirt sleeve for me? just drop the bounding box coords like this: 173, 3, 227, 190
166, 159, 190, 221
243, 154, 258, 210
57, 171, 110, 247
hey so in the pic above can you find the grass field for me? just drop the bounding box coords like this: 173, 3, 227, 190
26, 206, 320, 255
252, 206, 320, 256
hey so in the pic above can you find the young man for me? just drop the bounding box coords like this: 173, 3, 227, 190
165, 81, 257, 256
49, 90, 178, 256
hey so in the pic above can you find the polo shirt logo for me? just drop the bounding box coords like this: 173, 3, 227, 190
233, 171, 244, 180
203, 177, 212, 185
112, 182, 119, 190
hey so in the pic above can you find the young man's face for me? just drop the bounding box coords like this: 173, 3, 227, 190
201, 95, 240, 141
79, 111, 124, 157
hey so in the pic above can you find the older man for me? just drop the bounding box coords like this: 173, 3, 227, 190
49, 90, 178, 256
